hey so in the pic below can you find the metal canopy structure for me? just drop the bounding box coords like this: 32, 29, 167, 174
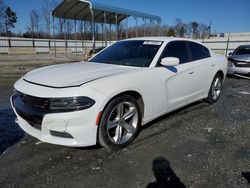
52, 0, 161, 54
52, 0, 161, 24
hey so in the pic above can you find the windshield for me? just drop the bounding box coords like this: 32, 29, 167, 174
89, 40, 162, 67
234, 47, 250, 55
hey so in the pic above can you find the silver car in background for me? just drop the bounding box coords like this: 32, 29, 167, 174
228, 45, 250, 76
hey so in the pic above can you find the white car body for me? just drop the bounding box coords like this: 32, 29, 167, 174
11, 37, 227, 147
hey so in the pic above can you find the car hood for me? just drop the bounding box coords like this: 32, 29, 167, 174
23, 62, 138, 88
229, 55, 250, 62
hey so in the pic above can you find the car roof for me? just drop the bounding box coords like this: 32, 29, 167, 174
122, 36, 206, 47
237, 45, 250, 48
124, 36, 198, 43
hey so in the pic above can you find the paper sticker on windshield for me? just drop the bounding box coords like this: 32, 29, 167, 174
143, 41, 162, 45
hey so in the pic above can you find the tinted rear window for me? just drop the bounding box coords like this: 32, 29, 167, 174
188, 42, 210, 61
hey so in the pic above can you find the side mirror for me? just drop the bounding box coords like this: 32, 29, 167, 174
160, 57, 180, 67
228, 52, 233, 56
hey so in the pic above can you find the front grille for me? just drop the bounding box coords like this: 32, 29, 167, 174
16, 92, 50, 112
12, 91, 48, 130
15, 107, 42, 130
234, 62, 250, 68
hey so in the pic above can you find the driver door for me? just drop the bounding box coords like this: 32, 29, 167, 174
157, 41, 197, 111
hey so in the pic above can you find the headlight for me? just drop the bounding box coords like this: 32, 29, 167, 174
228, 60, 233, 67
50, 97, 95, 112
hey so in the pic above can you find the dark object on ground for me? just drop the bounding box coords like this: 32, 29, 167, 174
147, 157, 186, 188
0, 109, 24, 154
242, 172, 250, 184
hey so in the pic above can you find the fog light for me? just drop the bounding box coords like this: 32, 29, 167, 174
50, 131, 73, 138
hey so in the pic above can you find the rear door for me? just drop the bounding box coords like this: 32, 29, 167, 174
186, 41, 214, 97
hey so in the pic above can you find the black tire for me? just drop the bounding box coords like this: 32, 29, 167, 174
205, 73, 223, 104
98, 95, 141, 150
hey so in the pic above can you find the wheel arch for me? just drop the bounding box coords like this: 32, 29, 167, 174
216, 70, 225, 81
100, 90, 145, 124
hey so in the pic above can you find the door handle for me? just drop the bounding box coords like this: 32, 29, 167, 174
189, 71, 194, 74
212, 64, 216, 66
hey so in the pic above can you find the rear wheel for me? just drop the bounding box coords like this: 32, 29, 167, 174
205, 73, 222, 103
98, 95, 141, 150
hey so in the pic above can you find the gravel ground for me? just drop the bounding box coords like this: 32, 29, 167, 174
0, 57, 249, 188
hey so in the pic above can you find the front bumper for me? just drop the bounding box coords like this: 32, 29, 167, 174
227, 65, 250, 75
11, 95, 98, 147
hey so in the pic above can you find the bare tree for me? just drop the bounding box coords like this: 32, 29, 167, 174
192, 21, 198, 38
166, 27, 175, 37
0, 0, 5, 13
117, 22, 125, 39
174, 18, 183, 37
0, 0, 6, 33
186, 22, 193, 38
79, 21, 84, 37
4, 6, 17, 35
197, 23, 207, 39
57, 18, 64, 38
29, 9, 40, 37
41, 0, 52, 36
179, 24, 187, 38
66, 20, 73, 38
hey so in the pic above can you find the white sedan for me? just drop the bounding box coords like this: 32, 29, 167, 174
11, 37, 227, 150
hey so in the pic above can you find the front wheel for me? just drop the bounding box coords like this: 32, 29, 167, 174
205, 73, 222, 104
98, 95, 141, 150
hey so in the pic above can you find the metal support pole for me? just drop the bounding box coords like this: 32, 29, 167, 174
84, 21, 86, 54
225, 33, 230, 57
104, 11, 107, 47
109, 24, 112, 44
53, 17, 56, 57
64, 19, 67, 57
126, 15, 128, 39
91, 9, 95, 51
8, 37, 11, 48
101, 23, 104, 47
32, 39, 35, 48
74, 19, 77, 56
115, 13, 118, 41
81, 21, 84, 57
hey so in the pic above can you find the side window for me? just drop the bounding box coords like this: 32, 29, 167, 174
188, 42, 211, 61
161, 41, 189, 64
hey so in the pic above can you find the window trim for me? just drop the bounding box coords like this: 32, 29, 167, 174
156, 40, 192, 67
90, 40, 163, 68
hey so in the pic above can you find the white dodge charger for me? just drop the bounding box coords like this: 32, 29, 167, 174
11, 37, 227, 149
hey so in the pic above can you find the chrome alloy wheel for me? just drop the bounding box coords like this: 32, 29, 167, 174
212, 76, 222, 101
107, 102, 139, 144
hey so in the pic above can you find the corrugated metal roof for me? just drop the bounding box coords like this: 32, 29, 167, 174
52, 0, 161, 24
